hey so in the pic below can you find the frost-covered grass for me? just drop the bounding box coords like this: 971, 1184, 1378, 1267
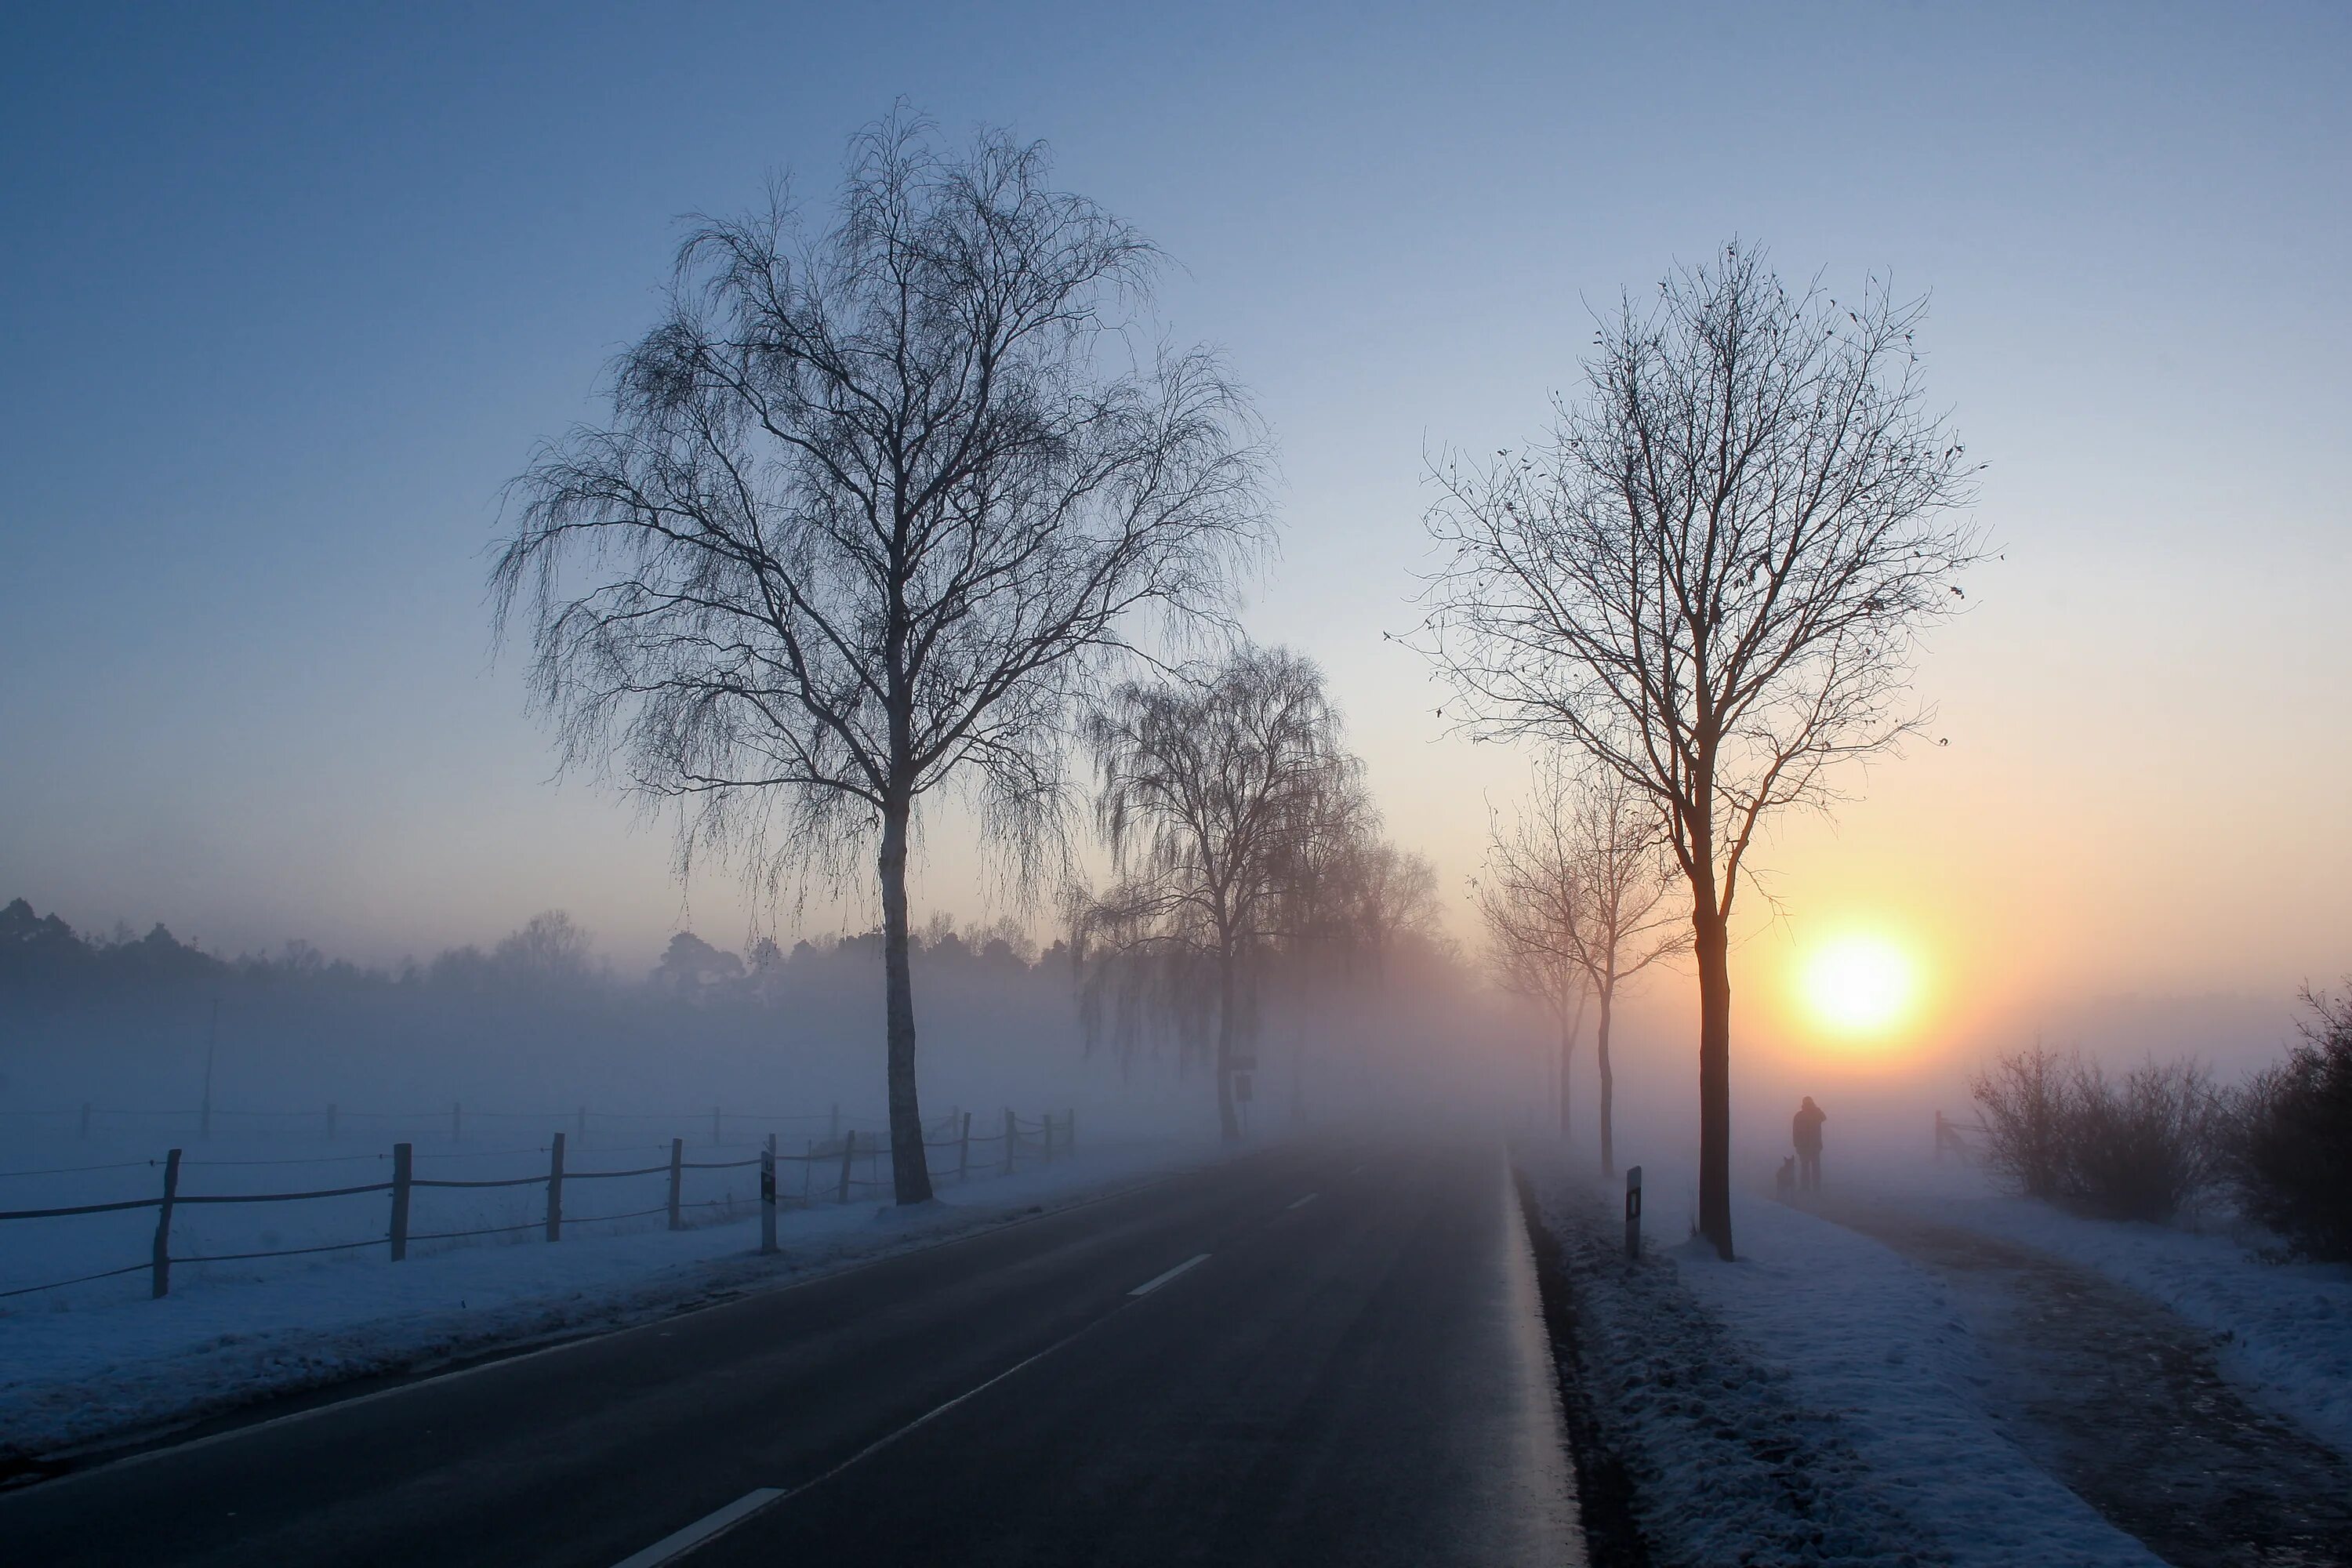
1515, 1143, 2161, 1568
0, 1136, 1217, 1462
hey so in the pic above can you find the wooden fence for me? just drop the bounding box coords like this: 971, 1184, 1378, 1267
0, 1108, 1076, 1301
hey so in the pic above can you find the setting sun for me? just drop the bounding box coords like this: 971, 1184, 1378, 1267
1798, 934, 1922, 1036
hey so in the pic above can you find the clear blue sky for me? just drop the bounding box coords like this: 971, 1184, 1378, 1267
4, 2, 2347, 1011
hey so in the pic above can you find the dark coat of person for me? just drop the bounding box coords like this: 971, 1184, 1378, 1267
1792, 1097, 1827, 1152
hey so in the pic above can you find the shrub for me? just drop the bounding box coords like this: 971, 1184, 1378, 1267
1970, 1041, 2072, 1200
2231, 983, 2352, 1261
1971, 1044, 2223, 1221
2063, 1057, 2223, 1221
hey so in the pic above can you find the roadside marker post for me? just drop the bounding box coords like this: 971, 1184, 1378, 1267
837, 1130, 856, 1204
1624, 1165, 1642, 1261
958, 1111, 971, 1182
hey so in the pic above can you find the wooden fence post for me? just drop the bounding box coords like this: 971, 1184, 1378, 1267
1003, 1109, 1015, 1175
958, 1111, 971, 1182
760, 1135, 779, 1254
79, 1102, 92, 1138
668, 1137, 684, 1231
151, 1148, 183, 1298
837, 1129, 855, 1204
1624, 1165, 1642, 1261
546, 1131, 566, 1242
390, 1142, 412, 1261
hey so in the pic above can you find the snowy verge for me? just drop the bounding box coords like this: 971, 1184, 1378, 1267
1888, 1184, 2352, 1459
1514, 1144, 2159, 1568
0, 1138, 1220, 1465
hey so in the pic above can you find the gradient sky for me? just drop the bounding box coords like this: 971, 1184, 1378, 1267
4, 2, 2347, 1066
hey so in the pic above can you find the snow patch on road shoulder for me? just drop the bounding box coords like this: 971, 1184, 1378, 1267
1515, 1145, 2159, 1568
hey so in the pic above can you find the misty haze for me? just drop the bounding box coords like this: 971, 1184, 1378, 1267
3, 7, 2348, 1567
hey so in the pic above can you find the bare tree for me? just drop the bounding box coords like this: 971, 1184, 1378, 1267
493, 113, 1270, 1202
1268, 782, 1439, 1121
1076, 646, 1357, 1140
1556, 770, 1687, 1174
1475, 786, 1590, 1138
1422, 243, 1981, 1255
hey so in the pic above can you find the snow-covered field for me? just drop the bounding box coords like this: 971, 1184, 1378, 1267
0, 1131, 1219, 1464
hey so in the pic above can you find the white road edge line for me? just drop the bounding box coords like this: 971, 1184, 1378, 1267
1128, 1253, 1211, 1298
610, 1486, 786, 1568
1287, 1192, 1319, 1210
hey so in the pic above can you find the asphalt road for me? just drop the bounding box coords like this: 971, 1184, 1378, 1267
3, 1139, 1584, 1566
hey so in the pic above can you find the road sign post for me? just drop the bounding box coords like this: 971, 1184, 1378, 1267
1624, 1165, 1642, 1261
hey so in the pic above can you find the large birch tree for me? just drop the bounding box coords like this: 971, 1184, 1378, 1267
494, 114, 1269, 1201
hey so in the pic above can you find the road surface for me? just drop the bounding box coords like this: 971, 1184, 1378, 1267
2, 1140, 1584, 1566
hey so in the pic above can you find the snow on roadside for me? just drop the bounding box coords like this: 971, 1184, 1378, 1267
1515, 1144, 2160, 1568
0, 1138, 1215, 1462
1894, 1185, 2352, 1460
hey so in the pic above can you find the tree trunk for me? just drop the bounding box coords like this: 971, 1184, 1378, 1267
1694, 904, 1733, 1258
1596, 984, 1616, 1177
878, 793, 933, 1203
1214, 945, 1242, 1142
1557, 1011, 1573, 1135
1556, 984, 1588, 1136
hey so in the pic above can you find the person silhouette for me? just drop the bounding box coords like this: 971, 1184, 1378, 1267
1792, 1096, 1827, 1192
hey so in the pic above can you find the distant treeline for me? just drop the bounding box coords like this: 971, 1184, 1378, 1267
0, 897, 1064, 1003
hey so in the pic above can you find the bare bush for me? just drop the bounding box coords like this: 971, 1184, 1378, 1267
2231, 982, 2352, 1260
2065, 1058, 2224, 1222
1973, 1044, 2224, 1221
1971, 1042, 2073, 1200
